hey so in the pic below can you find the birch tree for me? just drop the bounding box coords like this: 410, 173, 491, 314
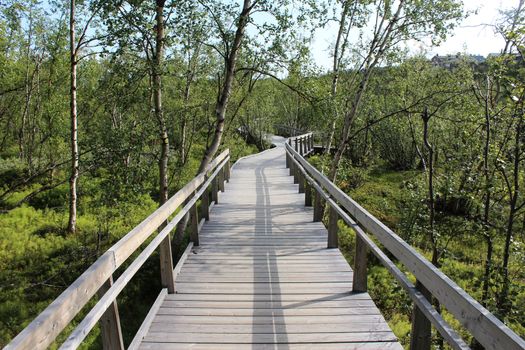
328, 0, 463, 181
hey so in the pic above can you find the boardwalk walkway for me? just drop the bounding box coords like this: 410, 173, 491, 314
138, 138, 401, 349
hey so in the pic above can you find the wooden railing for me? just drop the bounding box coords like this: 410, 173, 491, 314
285, 134, 525, 350
6, 150, 231, 350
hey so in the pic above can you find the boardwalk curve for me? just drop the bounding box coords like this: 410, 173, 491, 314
137, 138, 402, 350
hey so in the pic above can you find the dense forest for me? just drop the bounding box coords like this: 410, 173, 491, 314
1, 0, 524, 348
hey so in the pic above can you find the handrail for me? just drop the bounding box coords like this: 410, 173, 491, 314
6, 150, 231, 350
287, 132, 314, 158
285, 140, 525, 350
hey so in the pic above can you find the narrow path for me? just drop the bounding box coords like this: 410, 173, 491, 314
138, 141, 402, 349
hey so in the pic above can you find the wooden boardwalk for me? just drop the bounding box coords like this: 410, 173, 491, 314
138, 138, 402, 349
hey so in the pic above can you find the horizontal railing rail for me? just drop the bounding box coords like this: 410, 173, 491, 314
288, 132, 314, 158
6, 150, 231, 350
285, 136, 525, 350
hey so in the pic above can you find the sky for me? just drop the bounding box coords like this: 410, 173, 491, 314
310, 0, 519, 71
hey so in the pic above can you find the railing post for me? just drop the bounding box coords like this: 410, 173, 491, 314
310, 134, 314, 152
410, 282, 432, 350
159, 228, 175, 293
300, 137, 305, 156
313, 190, 323, 222
212, 176, 219, 204
289, 155, 294, 176
98, 276, 124, 350
298, 169, 305, 193
219, 167, 225, 192
190, 202, 199, 246
294, 138, 298, 153
201, 184, 210, 221
293, 160, 299, 184
305, 180, 312, 206
286, 152, 290, 169
304, 135, 309, 154
327, 205, 339, 248
225, 159, 231, 182
353, 234, 368, 292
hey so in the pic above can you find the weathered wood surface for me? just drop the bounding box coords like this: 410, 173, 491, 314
138, 138, 401, 349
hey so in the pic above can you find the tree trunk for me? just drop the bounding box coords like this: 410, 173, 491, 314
422, 107, 443, 349
326, 1, 352, 154
197, 0, 252, 173
173, 1, 253, 254
154, 0, 168, 206
180, 63, 194, 165
328, 0, 405, 181
498, 110, 522, 318
329, 75, 370, 181
68, 0, 79, 234
481, 75, 493, 306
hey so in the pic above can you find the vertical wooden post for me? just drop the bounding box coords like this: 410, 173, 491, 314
298, 169, 305, 193
353, 234, 368, 292
159, 232, 175, 293
219, 168, 225, 192
294, 138, 298, 152
212, 177, 219, 204
201, 185, 210, 221
303, 137, 307, 154
327, 205, 339, 248
305, 181, 312, 207
314, 191, 323, 222
225, 159, 231, 182
293, 161, 299, 184
286, 152, 290, 169
310, 134, 314, 152
289, 156, 294, 176
98, 276, 124, 350
300, 137, 305, 156
190, 202, 199, 246
410, 282, 432, 350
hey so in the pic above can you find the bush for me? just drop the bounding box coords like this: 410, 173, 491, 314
28, 184, 69, 210
0, 158, 28, 189
373, 119, 418, 170
336, 159, 368, 191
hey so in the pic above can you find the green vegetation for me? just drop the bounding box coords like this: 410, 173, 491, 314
2, 0, 525, 348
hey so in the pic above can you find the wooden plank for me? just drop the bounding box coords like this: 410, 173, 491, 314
152, 314, 387, 325
143, 331, 397, 343
160, 300, 376, 309
174, 282, 353, 293
164, 292, 374, 302
148, 322, 391, 333
155, 307, 381, 317
139, 342, 403, 350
